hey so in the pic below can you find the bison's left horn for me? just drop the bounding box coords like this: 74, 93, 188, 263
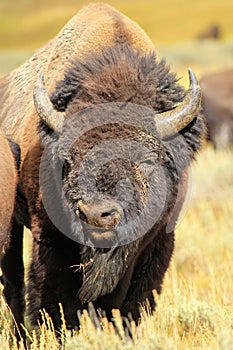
33, 73, 65, 134
155, 68, 201, 139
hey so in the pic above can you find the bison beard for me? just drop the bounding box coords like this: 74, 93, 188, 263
78, 243, 138, 303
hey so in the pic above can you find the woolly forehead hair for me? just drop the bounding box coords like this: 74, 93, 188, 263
50, 43, 185, 114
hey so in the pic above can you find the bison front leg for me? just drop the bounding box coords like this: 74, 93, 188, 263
1, 219, 25, 341
121, 229, 175, 322
27, 233, 83, 333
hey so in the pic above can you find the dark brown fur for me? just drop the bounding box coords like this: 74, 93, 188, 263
0, 132, 24, 341
25, 45, 205, 329
0, 3, 205, 339
0, 132, 17, 259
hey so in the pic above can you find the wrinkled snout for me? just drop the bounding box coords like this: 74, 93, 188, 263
77, 200, 122, 229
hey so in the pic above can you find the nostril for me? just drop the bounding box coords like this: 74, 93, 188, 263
76, 206, 87, 222
78, 207, 87, 222
100, 209, 117, 218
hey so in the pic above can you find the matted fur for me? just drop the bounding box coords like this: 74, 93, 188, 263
0, 3, 205, 336
48, 43, 205, 165
51, 44, 184, 113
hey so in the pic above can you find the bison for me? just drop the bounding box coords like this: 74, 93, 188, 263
0, 131, 19, 259
0, 131, 23, 339
0, 3, 205, 337
200, 68, 233, 149
197, 24, 221, 40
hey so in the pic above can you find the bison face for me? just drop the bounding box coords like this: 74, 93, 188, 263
36, 66, 201, 249
62, 126, 172, 249
38, 102, 185, 303
40, 102, 181, 248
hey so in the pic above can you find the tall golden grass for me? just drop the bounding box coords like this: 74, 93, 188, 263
0, 146, 232, 350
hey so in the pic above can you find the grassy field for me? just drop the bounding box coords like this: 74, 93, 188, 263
1, 0, 233, 78
0, 146, 232, 349
1, 0, 233, 49
0, 1, 233, 349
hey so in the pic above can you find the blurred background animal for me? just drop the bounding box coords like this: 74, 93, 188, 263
200, 68, 233, 149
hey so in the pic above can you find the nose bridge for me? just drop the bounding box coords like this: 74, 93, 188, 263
77, 199, 122, 228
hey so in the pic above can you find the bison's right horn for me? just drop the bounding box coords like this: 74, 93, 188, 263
33, 73, 65, 134
154, 68, 201, 139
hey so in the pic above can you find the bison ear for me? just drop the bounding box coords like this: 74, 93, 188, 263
166, 109, 205, 173
8, 139, 21, 171
33, 73, 65, 134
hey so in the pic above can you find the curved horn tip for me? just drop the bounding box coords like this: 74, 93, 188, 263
38, 72, 45, 84
33, 72, 65, 134
188, 68, 198, 86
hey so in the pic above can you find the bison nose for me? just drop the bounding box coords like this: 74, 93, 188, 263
77, 200, 122, 228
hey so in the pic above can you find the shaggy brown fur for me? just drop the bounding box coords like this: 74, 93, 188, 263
0, 2, 205, 339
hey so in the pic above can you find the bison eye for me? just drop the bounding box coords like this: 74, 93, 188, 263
139, 158, 156, 167
142, 159, 155, 166
138, 157, 158, 177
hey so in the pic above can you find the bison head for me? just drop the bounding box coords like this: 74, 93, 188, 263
34, 45, 203, 303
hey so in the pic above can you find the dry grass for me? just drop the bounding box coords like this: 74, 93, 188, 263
0, 146, 232, 349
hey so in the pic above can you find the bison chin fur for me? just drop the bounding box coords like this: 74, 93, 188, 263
76, 184, 176, 305
78, 243, 139, 304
